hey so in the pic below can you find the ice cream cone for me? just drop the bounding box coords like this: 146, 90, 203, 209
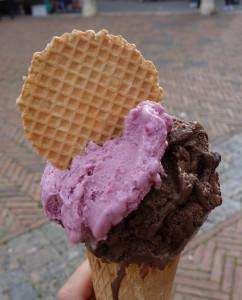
87, 250, 180, 300
16, 26, 222, 300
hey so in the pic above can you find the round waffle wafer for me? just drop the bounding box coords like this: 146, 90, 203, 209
17, 29, 163, 169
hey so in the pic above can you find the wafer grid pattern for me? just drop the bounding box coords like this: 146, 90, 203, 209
17, 30, 163, 169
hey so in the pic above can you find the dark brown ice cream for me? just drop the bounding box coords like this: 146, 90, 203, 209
86, 118, 222, 270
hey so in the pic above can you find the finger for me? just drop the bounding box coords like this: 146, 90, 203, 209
57, 259, 93, 300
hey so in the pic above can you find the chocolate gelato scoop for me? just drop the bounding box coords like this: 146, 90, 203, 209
86, 118, 222, 269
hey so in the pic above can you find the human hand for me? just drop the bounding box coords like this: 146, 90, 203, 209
57, 259, 95, 300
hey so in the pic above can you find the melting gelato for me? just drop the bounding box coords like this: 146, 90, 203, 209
41, 101, 172, 244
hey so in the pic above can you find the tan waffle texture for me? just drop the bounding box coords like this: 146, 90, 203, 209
17, 29, 163, 169
87, 251, 179, 300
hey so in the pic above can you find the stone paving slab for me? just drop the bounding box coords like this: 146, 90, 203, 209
200, 133, 242, 233
98, 0, 198, 14
98, 0, 242, 14
0, 223, 85, 300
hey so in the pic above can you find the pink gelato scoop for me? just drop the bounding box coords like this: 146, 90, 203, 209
41, 101, 172, 245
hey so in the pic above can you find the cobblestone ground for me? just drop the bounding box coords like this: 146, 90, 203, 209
0, 12, 242, 299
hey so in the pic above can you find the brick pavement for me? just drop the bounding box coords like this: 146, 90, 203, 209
0, 12, 242, 299
174, 212, 242, 300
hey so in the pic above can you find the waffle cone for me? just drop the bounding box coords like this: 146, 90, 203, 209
87, 250, 179, 300
17, 29, 163, 170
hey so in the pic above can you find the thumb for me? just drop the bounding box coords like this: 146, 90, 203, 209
57, 259, 94, 300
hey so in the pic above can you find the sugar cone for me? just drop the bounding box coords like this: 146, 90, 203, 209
87, 250, 180, 300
